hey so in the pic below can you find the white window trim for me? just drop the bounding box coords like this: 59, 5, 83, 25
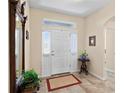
42, 18, 77, 28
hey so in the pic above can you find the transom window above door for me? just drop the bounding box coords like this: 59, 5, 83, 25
42, 19, 76, 29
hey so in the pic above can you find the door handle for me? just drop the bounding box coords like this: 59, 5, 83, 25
51, 50, 55, 53
51, 54, 55, 56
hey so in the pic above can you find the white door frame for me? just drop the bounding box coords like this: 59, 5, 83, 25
42, 30, 78, 77
103, 16, 115, 80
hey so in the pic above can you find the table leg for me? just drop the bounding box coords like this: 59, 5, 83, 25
84, 63, 88, 75
79, 63, 83, 74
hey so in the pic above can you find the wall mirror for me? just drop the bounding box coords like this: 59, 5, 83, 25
15, 0, 27, 80
15, 15, 23, 78
9, 0, 27, 93
16, 1, 27, 93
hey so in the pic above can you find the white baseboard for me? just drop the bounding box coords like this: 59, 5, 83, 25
105, 68, 115, 78
38, 75, 42, 78
70, 69, 80, 73
40, 69, 80, 78
39, 74, 51, 78
105, 68, 115, 73
89, 72, 105, 80
70, 69, 105, 80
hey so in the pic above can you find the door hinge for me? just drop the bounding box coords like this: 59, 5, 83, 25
105, 49, 106, 54
105, 61, 107, 64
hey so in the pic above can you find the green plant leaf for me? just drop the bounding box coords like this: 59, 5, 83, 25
21, 69, 41, 89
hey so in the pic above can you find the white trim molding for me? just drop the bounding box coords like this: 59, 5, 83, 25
105, 68, 114, 73
89, 72, 106, 80
42, 18, 77, 28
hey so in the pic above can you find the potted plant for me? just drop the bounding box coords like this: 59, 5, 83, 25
21, 69, 41, 93
79, 50, 88, 60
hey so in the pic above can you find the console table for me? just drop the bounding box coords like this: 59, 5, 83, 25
78, 58, 90, 75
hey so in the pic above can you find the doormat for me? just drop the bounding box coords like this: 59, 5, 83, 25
46, 74, 81, 91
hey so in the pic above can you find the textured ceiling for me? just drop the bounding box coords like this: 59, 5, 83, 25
29, 0, 112, 17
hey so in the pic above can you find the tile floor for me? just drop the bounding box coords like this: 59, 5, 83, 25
38, 73, 115, 93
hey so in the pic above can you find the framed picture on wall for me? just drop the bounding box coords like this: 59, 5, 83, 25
26, 30, 29, 40
89, 36, 96, 46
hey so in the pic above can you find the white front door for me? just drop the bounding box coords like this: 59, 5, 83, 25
51, 30, 70, 75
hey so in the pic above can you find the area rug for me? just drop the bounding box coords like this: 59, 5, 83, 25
46, 74, 81, 91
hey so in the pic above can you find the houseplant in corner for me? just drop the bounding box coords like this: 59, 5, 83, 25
78, 50, 90, 75
21, 69, 41, 93
79, 50, 88, 60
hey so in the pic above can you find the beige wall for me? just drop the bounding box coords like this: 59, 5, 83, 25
29, 9, 85, 75
25, 0, 30, 70
84, 1, 115, 78
27, 1, 115, 78
21, 0, 30, 70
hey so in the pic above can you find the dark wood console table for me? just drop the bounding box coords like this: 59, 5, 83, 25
78, 58, 90, 75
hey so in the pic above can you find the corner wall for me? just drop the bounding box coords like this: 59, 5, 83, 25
84, 1, 115, 79
29, 9, 85, 75
28, 1, 115, 78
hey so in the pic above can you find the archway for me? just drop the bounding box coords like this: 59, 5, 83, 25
103, 16, 115, 80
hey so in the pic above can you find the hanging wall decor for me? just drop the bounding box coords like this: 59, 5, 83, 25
26, 30, 29, 40
89, 35, 96, 46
